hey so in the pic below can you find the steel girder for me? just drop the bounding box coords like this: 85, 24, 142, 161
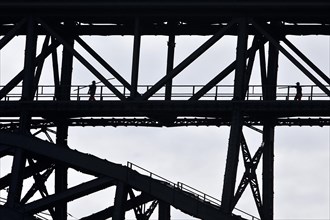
0, 0, 329, 25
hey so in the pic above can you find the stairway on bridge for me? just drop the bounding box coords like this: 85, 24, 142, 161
0, 131, 258, 220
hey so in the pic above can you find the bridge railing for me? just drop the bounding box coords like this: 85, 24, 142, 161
127, 161, 260, 220
1, 84, 329, 101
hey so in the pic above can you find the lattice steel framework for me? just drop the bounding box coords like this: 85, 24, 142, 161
0, 1, 329, 220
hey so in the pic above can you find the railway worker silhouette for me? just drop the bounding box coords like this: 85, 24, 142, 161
88, 80, 96, 101
294, 82, 302, 101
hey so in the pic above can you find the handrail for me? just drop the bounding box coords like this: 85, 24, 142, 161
176, 181, 221, 207
1, 84, 329, 101
127, 161, 177, 188
127, 161, 260, 220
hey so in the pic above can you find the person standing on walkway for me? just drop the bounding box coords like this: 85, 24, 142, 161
294, 82, 302, 101
88, 80, 96, 101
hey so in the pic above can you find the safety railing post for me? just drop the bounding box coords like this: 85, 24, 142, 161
100, 86, 103, 101
77, 86, 80, 101
310, 85, 314, 100
215, 86, 218, 100
35, 86, 39, 101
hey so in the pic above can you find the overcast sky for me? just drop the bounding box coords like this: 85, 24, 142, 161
0, 31, 329, 220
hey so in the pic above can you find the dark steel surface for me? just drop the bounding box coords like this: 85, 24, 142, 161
1, 100, 330, 118
0, 0, 329, 24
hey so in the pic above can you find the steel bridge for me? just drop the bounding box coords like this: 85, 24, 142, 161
0, 0, 329, 220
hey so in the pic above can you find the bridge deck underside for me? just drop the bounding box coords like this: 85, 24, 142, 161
0, 100, 329, 118
0, 0, 330, 27
1, 101, 329, 129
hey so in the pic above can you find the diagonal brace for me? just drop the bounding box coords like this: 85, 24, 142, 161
252, 20, 330, 97
232, 134, 263, 215
0, 41, 60, 100
23, 176, 115, 214
37, 18, 126, 101
190, 36, 267, 101
282, 37, 330, 85
139, 19, 238, 100
76, 36, 136, 94
0, 18, 27, 50
129, 189, 158, 220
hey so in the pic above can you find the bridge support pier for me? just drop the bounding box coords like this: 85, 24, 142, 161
54, 21, 75, 220
262, 122, 275, 220
159, 201, 171, 220
113, 182, 128, 220
261, 22, 279, 220
221, 17, 247, 214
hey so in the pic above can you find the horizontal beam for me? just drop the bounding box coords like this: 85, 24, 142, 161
1, 1, 329, 13
0, 24, 329, 36
1, 101, 330, 118
0, 1, 329, 24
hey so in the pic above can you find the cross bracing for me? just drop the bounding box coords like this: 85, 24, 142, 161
0, 1, 329, 220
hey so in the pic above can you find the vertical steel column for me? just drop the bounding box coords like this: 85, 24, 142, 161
131, 17, 141, 99
52, 37, 60, 100
159, 201, 171, 220
54, 21, 75, 220
113, 182, 128, 220
221, 18, 248, 213
59, 23, 74, 102
265, 32, 279, 101
54, 123, 69, 220
7, 17, 37, 208
20, 16, 37, 129
232, 18, 248, 101
21, 17, 37, 102
165, 34, 175, 100
262, 122, 275, 220
262, 23, 279, 220
259, 39, 268, 99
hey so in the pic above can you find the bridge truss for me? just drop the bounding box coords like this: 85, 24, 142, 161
0, 1, 329, 220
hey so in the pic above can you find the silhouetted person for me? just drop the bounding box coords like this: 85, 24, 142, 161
88, 81, 96, 101
294, 82, 302, 101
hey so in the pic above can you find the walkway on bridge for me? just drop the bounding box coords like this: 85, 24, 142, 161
1, 84, 329, 101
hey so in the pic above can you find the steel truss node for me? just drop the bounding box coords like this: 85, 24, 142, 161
0, 1, 329, 220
